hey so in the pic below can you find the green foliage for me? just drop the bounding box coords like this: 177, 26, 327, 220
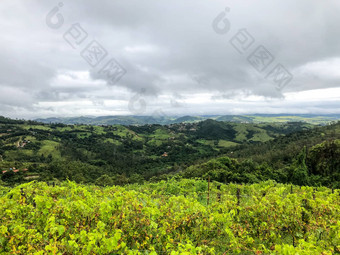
95, 174, 114, 187
307, 140, 340, 176
290, 147, 310, 186
35, 114, 340, 125
0, 180, 339, 254
1, 117, 339, 189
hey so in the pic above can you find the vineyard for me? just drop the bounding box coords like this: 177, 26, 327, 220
0, 179, 339, 254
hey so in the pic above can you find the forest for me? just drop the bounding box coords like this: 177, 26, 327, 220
0, 116, 339, 188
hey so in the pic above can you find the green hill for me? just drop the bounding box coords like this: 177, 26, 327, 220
0, 116, 339, 188
35, 114, 340, 125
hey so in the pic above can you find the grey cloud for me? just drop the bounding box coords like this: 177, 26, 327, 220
0, 0, 340, 118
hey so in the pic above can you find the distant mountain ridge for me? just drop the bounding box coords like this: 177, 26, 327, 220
34, 114, 340, 125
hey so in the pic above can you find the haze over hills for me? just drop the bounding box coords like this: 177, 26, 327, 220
34, 114, 340, 126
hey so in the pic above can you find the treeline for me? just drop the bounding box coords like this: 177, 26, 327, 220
170, 139, 340, 188
221, 122, 340, 168
1, 118, 339, 188
0, 116, 41, 125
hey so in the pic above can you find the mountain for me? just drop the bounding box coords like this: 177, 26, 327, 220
34, 114, 340, 125
171, 116, 205, 123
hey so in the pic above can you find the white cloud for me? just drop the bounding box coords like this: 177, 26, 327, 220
0, 0, 340, 118
295, 58, 340, 80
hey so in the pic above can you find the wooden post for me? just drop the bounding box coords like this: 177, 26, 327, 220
302, 198, 308, 240
237, 188, 241, 215
207, 176, 210, 206
20, 188, 25, 197
20, 188, 27, 204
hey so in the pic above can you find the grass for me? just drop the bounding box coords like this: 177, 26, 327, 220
93, 126, 106, 135
21, 125, 52, 131
23, 135, 37, 142
196, 139, 215, 146
250, 131, 272, 142
111, 125, 143, 141
245, 115, 338, 125
4, 150, 34, 161
147, 139, 163, 146
232, 123, 278, 143
232, 124, 248, 142
76, 132, 91, 139
103, 138, 121, 145
152, 128, 171, 140
55, 126, 74, 132
38, 140, 61, 158
218, 140, 238, 147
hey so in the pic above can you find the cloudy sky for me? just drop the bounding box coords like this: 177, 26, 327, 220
1, 0, 340, 119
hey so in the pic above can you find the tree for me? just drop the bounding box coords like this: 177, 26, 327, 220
291, 147, 309, 186
113, 174, 129, 186
129, 173, 145, 184
95, 175, 114, 187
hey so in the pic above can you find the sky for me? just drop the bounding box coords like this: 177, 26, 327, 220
1, 0, 340, 119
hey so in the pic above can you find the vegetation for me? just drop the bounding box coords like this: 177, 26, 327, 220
0, 115, 340, 253
0, 179, 339, 254
174, 140, 340, 188
35, 114, 340, 125
0, 116, 318, 186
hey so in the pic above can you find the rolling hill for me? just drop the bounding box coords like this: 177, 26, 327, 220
35, 114, 340, 125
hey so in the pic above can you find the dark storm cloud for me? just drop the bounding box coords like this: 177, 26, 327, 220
0, 0, 340, 118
